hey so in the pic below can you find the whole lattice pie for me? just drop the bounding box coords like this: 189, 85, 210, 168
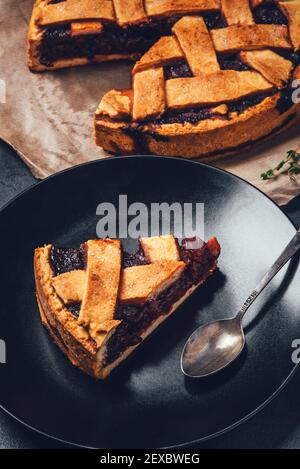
29, 1, 300, 160
34, 236, 220, 379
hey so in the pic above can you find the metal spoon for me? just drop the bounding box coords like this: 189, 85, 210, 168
181, 229, 300, 378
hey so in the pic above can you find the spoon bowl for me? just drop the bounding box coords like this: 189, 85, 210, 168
181, 316, 245, 378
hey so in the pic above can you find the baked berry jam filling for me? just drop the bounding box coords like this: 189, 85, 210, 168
50, 238, 218, 365
67, 303, 81, 318
123, 247, 148, 268
164, 60, 193, 80
218, 53, 250, 72
203, 12, 227, 30
149, 107, 225, 126
50, 243, 148, 275
253, 1, 288, 25
50, 246, 85, 275
228, 91, 277, 114
39, 20, 171, 66
278, 50, 300, 66
276, 80, 297, 114
38, 10, 227, 66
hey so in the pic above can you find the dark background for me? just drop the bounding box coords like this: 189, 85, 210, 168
0, 140, 300, 449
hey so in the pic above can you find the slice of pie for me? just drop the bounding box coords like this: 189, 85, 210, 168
34, 235, 220, 379
94, 0, 300, 159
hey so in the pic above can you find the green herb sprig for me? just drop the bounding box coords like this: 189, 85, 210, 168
261, 148, 300, 182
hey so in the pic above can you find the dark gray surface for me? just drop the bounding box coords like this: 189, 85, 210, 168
0, 140, 300, 449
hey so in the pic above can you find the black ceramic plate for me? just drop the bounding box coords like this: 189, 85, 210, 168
0, 156, 299, 449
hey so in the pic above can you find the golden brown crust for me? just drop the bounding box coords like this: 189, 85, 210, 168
37, 0, 115, 27
133, 68, 166, 121
113, 0, 147, 25
34, 246, 97, 355
70, 21, 103, 37
221, 0, 254, 26
172, 16, 220, 75
211, 24, 291, 53
140, 236, 180, 262
96, 90, 132, 120
120, 261, 186, 306
132, 37, 184, 75
78, 240, 122, 347
34, 246, 99, 377
165, 71, 273, 109
52, 270, 85, 304
279, 0, 300, 50
240, 50, 293, 88
145, 0, 221, 17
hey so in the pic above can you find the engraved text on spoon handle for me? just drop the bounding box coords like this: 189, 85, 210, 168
238, 230, 300, 319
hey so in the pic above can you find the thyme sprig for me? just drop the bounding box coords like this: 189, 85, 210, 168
261, 148, 300, 182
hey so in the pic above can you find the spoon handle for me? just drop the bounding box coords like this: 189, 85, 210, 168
238, 229, 300, 319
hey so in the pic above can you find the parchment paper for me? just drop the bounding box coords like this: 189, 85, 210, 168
1, 0, 300, 205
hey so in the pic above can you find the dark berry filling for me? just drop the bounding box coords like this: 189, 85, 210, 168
141, 90, 276, 127
218, 53, 250, 72
203, 11, 227, 30
277, 50, 300, 66
164, 60, 193, 80
228, 91, 276, 114
40, 19, 172, 66
50, 246, 85, 275
149, 107, 224, 126
253, 2, 288, 25
276, 81, 297, 114
123, 246, 148, 268
67, 303, 81, 318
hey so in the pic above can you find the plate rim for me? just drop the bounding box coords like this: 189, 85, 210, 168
0, 154, 298, 449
